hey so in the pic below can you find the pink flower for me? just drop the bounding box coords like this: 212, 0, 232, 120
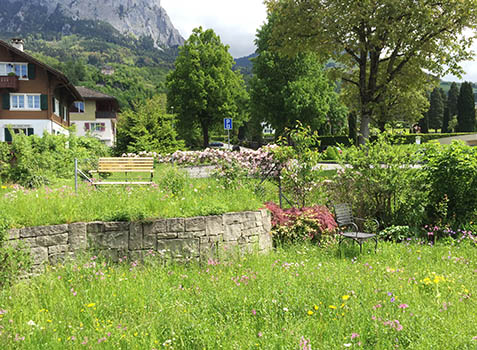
258, 332, 263, 337
351, 333, 360, 339
251, 309, 257, 315
398, 304, 409, 309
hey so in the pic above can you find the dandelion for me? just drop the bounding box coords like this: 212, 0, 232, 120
86, 303, 96, 308
314, 304, 319, 310
307, 310, 314, 315
329, 305, 337, 309
342, 295, 351, 301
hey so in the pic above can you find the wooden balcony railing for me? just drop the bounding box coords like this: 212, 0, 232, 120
0, 76, 19, 90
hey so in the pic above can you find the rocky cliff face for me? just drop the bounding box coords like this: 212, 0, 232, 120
1, 0, 184, 48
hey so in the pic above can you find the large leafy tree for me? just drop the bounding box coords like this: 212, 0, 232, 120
167, 27, 248, 148
250, 16, 346, 136
250, 16, 346, 135
266, 0, 477, 143
115, 95, 184, 155
457, 82, 476, 132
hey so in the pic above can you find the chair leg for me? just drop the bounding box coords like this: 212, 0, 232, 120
359, 241, 362, 253
374, 237, 378, 253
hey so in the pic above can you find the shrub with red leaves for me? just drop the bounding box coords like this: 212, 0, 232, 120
265, 202, 337, 244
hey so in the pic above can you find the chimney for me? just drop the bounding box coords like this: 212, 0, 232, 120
10, 38, 24, 52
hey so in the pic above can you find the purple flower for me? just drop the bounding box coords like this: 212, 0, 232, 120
390, 297, 396, 303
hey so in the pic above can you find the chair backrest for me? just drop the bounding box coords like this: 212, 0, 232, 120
333, 203, 354, 227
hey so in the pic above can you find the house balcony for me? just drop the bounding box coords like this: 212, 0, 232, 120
0, 76, 19, 90
95, 111, 117, 119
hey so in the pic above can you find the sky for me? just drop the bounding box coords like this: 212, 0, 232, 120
161, 0, 477, 82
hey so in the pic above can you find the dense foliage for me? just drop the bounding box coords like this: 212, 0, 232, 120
266, 0, 477, 143
0, 132, 109, 187
457, 82, 476, 132
115, 95, 184, 155
167, 27, 248, 148
250, 16, 347, 137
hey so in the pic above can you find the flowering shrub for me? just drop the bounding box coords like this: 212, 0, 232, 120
265, 202, 337, 245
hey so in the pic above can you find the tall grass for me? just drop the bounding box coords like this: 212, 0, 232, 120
0, 242, 475, 349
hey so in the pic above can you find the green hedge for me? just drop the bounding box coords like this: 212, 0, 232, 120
316, 133, 474, 149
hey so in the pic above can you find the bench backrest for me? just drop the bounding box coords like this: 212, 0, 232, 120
97, 157, 154, 173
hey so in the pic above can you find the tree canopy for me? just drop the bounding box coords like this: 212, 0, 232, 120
115, 95, 184, 155
266, 0, 477, 143
166, 27, 248, 148
250, 17, 346, 136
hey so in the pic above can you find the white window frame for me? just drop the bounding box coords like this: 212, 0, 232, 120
72, 101, 85, 113
10, 93, 41, 111
0, 62, 28, 80
90, 122, 106, 132
54, 98, 60, 116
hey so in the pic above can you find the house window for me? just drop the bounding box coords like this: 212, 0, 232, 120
0, 62, 28, 79
85, 122, 106, 132
54, 98, 60, 116
10, 94, 40, 110
72, 101, 85, 113
4, 127, 34, 142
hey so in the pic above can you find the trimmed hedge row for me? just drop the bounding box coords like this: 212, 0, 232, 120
317, 133, 474, 149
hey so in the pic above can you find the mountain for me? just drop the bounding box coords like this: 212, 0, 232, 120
233, 53, 257, 86
0, 0, 184, 49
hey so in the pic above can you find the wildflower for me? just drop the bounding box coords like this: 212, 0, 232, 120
390, 297, 396, 303
398, 304, 409, 309
258, 332, 263, 337
344, 344, 352, 347
329, 305, 337, 309
86, 303, 96, 308
27, 320, 37, 327
351, 333, 360, 339
251, 309, 257, 315
342, 295, 350, 301
307, 310, 314, 316
314, 304, 319, 310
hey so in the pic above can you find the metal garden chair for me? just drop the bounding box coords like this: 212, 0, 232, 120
334, 203, 379, 254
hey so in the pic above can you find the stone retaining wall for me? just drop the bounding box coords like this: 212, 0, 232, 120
7, 210, 272, 270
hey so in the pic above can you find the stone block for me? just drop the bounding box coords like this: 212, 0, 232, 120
247, 235, 259, 243
100, 231, 129, 249
20, 224, 68, 238
243, 218, 257, 230
205, 216, 224, 236
37, 233, 68, 247
128, 250, 144, 261
104, 222, 130, 232
7, 228, 19, 240
157, 238, 199, 259
262, 212, 272, 233
48, 244, 69, 256
259, 231, 273, 252
20, 237, 37, 248
185, 217, 206, 232
199, 240, 218, 259
143, 232, 157, 250
87, 222, 105, 234
69, 222, 88, 251
129, 222, 143, 250
168, 218, 185, 232
144, 220, 176, 239
193, 230, 206, 237
30, 247, 48, 265
223, 213, 243, 225
224, 224, 242, 242
99, 249, 123, 262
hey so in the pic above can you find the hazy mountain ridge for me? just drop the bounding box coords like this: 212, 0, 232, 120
0, 0, 184, 48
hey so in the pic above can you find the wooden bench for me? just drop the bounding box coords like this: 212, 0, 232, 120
89, 157, 154, 185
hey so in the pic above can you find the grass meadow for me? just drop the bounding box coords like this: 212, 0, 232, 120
0, 241, 475, 349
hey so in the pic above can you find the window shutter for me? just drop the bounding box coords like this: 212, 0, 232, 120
40, 94, 48, 110
85, 123, 90, 131
27, 128, 34, 136
2, 93, 10, 110
28, 63, 36, 80
59, 103, 63, 118
4, 128, 12, 142
101, 123, 105, 132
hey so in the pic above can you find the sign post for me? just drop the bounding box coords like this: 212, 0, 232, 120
224, 118, 232, 149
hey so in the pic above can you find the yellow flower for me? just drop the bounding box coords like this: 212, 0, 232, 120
1, 186, 6, 189
314, 305, 319, 310
307, 310, 314, 315
86, 303, 96, 308
342, 295, 350, 301
329, 305, 337, 309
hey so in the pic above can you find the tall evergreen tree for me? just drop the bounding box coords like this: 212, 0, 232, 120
443, 82, 460, 133
427, 88, 445, 131
457, 82, 476, 132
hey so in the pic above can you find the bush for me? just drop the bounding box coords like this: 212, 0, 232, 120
0, 132, 109, 187
422, 141, 477, 227
329, 135, 427, 228
265, 202, 337, 245
378, 225, 414, 242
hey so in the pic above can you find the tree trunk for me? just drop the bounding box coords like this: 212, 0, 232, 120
200, 120, 210, 148
358, 110, 371, 145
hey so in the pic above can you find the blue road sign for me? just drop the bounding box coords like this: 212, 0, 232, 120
224, 118, 233, 130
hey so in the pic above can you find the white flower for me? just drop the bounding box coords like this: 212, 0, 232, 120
27, 320, 37, 327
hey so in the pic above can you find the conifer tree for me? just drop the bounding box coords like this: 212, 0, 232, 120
428, 88, 444, 132
457, 82, 476, 132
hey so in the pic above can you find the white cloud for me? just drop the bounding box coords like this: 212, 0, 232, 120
161, 0, 267, 57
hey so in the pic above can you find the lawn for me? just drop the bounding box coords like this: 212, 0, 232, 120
0, 241, 475, 349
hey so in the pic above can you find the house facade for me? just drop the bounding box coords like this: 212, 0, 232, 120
70, 86, 119, 147
0, 39, 81, 141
